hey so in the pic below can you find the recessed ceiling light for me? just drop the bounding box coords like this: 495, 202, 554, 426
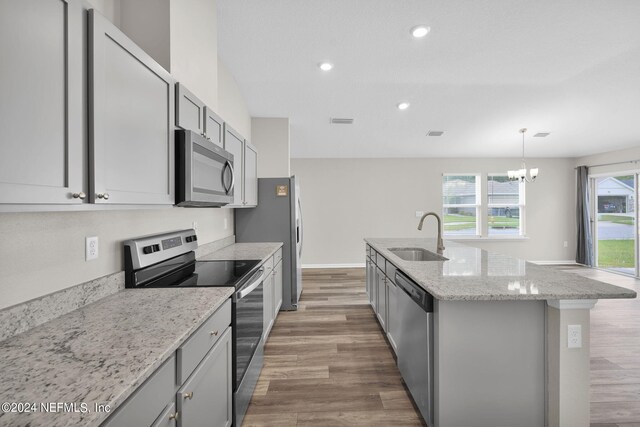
411, 25, 431, 38
534, 132, 551, 137
397, 102, 410, 110
319, 62, 333, 71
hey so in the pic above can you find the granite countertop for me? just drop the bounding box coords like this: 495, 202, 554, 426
199, 242, 283, 261
366, 238, 637, 301
0, 287, 233, 427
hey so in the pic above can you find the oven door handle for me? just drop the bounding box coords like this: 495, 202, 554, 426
236, 267, 265, 300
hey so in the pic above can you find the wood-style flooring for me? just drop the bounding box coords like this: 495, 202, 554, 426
556, 266, 640, 427
243, 266, 640, 427
242, 268, 425, 426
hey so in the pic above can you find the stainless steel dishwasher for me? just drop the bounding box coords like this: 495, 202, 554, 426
395, 271, 434, 426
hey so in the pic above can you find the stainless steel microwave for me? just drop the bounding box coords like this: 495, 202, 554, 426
176, 130, 234, 207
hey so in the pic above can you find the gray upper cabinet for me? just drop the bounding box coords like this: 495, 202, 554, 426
244, 142, 258, 207
203, 107, 224, 148
223, 124, 245, 207
89, 9, 175, 205
223, 124, 258, 208
176, 84, 224, 148
0, 0, 85, 204
176, 83, 205, 136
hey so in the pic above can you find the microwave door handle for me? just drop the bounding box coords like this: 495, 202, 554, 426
226, 160, 236, 195
222, 161, 231, 193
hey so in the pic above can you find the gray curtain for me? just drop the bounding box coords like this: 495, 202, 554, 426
576, 166, 594, 265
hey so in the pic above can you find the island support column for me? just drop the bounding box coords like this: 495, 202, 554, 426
546, 299, 597, 427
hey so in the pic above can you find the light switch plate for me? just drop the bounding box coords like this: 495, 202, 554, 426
86, 236, 99, 261
568, 324, 582, 348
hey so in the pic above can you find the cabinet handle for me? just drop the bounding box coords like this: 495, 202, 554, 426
169, 411, 179, 420
183, 391, 194, 400
210, 330, 219, 336
71, 192, 86, 200
96, 193, 110, 200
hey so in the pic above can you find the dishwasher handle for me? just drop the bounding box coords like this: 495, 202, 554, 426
395, 271, 434, 312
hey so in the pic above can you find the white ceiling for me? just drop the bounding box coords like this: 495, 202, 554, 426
217, 0, 640, 158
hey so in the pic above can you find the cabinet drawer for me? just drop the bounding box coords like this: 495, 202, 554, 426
375, 252, 386, 270
102, 355, 176, 427
177, 299, 231, 384
385, 262, 397, 284
263, 256, 274, 276
370, 248, 377, 262
274, 248, 283, 265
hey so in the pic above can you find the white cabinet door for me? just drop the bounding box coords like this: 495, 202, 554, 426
243, 142, 258, 207
386, 278, 398, 354
0, 0, 85, 204
223, 124, 244, 207
176, 83, 205, 135
89, 9, 175, 205
273, 260, 283, 315
376, 267, 387, 332
203, 107, 224, 148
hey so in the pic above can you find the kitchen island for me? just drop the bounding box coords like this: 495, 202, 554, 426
365, 238, 636, 427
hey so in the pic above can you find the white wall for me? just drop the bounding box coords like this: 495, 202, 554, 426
291, 157, 576, 265
251, 118, 290, 177
218, 59, 251, 139
0, 0, 250, 311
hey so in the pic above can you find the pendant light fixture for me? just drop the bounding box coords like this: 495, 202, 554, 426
508, 128, 538, 183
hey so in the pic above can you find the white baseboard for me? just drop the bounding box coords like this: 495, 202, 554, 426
529, 260, 578, 265
302, 263, 366, 269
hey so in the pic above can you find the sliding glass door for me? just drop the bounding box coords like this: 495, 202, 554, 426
592, 174, 638, 276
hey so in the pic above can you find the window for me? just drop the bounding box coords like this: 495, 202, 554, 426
442, 174, 481, 236
487, 174, 524, 236
442, 173, 525, 237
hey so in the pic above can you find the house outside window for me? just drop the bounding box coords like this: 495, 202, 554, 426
442, 173, 525, 237
442, 174, 481, 236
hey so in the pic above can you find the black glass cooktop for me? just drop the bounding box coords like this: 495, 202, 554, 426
131, 254, 261, 289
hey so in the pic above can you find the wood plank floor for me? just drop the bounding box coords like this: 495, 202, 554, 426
556, 266, 640, 427
242, 268, 425, 427
243, 266, 640, 427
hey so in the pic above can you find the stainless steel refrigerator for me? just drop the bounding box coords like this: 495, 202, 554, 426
235, 176, 303, 310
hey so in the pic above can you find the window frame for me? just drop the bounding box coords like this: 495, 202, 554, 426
441, 173, 526, 239
486, 173, 526, 237
442, 173, 482, 237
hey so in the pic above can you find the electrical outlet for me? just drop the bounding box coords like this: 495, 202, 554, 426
86, 236, 99, 261
563, 241, 568, 248
568, 324, 582, 348
416, 211, 424, 218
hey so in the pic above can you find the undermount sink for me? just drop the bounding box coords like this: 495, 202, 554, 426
388, 247, 449, 262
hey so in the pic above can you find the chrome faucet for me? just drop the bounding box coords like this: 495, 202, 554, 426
417, 212, 445, 254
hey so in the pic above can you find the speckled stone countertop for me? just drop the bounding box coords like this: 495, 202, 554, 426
366, 238, 637, 301
0, 287, 234, 427
199, 242, 283, 261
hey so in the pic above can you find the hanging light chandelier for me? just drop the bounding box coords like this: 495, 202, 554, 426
508, 128, 538, 183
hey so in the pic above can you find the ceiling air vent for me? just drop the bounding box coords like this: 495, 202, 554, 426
330, 118, 354, 125
534, 132, 550, 137
427, 130, 444, 136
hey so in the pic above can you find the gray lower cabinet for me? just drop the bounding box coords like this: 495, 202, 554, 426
177, 327, 233, 427
101, 355, 177, 427
89, 9, 175, 205
0, 0, 85, 205
386, 276, 399, 354
273, 259, 283, 315
101, 299, 232, 427
375, 267, 387, 332
263, 269, 274, 340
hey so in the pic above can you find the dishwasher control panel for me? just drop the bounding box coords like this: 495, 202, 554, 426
395, 271, 433, 312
